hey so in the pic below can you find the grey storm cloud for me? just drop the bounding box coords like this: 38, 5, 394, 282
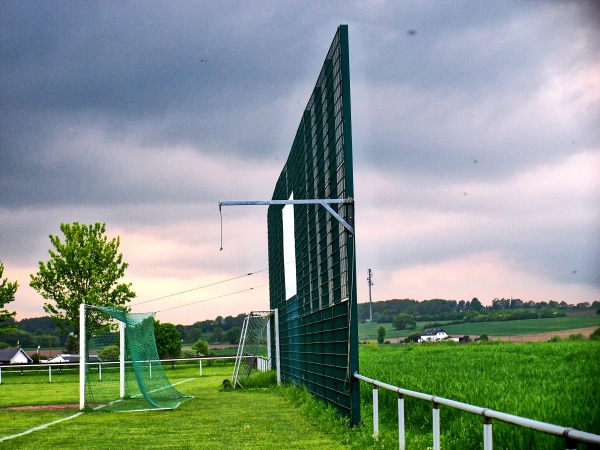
0, 1, 598, 323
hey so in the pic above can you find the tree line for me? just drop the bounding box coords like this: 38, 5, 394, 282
359, 298, 599, 330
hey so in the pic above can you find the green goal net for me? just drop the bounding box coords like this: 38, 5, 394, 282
81, 305, 191, 412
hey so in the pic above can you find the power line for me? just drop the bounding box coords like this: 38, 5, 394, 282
155, 284, 268, 313
132, 268, 268, 306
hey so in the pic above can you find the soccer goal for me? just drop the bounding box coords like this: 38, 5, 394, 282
79, 304, 191, 412
232, 310, 280, 388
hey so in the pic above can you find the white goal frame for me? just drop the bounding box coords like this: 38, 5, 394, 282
79, 304, 126, 410
232, 309, 280, 388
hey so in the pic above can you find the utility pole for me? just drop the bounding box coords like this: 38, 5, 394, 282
367, 269, 373, 322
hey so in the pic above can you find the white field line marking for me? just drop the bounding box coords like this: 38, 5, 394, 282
0, 378, 197, 442
0, 411, 83, 443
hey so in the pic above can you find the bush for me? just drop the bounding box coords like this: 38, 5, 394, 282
568, 333, 585, 341
590, 327, 600, 341
547, 335, 562, 343
99, 345, 120, 361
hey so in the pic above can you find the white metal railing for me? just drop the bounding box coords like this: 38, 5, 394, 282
0, 356, 246, 384
354, 372, 600, 450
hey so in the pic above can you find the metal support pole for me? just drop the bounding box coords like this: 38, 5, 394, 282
483, 416, 493, 450
398, 393, 405, 450
119, 320, 126, 398
274, 308, 281, 385
373, 385, 379, 438
79, 303, 85, 409
199, 359, 202, 377
433, 402, 441, 450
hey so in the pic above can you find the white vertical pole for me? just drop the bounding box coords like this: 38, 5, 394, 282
149, 361, 152, 379
199, 359, 202, 377
398, 393, 405, 450
267, 315, 272, 371
119, 320, 125, 398
0, 367, 2, 384
99, 364, 102, 381
373, 385, 379, 438
274, 308, 281, 385
483, 417, 493, 450
79, 303, 86, 410
432, 403, 440, 450
49, 365, 52, 383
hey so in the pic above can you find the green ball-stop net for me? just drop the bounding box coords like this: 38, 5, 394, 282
83, 306, 191, 412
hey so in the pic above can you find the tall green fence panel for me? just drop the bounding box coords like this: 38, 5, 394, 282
267, 25, 360, 424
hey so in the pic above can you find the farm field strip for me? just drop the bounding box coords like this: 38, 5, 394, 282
358, 315, 600, 341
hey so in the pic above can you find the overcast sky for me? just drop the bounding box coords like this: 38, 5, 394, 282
1, 1, 599, 326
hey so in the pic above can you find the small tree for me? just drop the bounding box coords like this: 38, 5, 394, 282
154, 321, 182, 359
377, 326, 386, 344
470, 298, 484, 311
392, 313, 416, 330
0, 262, 18, 334
30, 223, 136, 337
210, 327, 224, 343
64, 334, 79, 354
590, 327, 600, 341
225, 326, 242, 344
191, 338, 209, 356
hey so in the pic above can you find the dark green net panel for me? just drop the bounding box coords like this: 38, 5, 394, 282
84, 306, 191, 412
267, 25, 360, 424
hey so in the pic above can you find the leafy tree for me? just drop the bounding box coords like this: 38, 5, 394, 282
210, 326, 225, 343
29, 222, 136, 337
404, 332, 421, 343
191, 338, 209, 356
377, 326, 386, 344
470, 298, 483, 311
589, 327, 600, 341
392, 313, 416, 330
225, 326, 241, 344
64, 334, 79, 353
0, 262, 18, 334
154, 320, 182, 359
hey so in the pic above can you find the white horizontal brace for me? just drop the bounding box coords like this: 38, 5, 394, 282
219, 199, 353, 206
219, 198, 355, 235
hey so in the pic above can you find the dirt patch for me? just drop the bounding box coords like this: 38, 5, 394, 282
1, 403, 79, 411
493, 327, 598, 342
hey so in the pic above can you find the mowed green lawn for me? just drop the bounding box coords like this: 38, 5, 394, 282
0, 363, 349, 449
359, 315, 600, 341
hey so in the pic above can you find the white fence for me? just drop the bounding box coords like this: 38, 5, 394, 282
354, 372, 600, 450
0, 356, 245, 384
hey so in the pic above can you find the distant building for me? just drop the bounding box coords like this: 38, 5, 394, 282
0, 348, 33, 364
46, 354, 100, 364
418, 328, 449, 343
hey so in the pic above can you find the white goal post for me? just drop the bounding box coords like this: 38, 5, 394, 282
232, 309, 280, 388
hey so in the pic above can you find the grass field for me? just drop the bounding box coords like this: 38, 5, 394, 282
358, 340, 600, 449
358, 315, 600, 341
1, 342, 599, 449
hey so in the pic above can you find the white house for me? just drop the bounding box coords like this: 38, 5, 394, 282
0, 348, 33, 364
45, 353, 100, 364
418, 328, 449, 343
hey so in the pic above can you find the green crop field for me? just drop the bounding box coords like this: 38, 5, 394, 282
359, 315, 600, 341
1, 342, 599, 449
357, 341, 600, 449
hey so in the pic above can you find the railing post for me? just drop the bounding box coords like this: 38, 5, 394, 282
373, 384, 379, 438
398, 392, 405, 450
49, 365, 52, 383
564, 431, 576, 450
432, 401, 440, 450
199, 359, 202, 377
483, 416, 493, 450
